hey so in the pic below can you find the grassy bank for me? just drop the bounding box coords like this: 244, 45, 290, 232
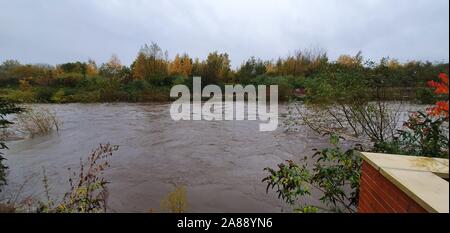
0, 78, 443, 104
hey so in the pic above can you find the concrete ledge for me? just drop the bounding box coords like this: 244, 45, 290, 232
360, 152, 449, 213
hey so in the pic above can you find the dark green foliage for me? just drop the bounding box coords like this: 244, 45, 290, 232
415, 87, 438, 104
236, 57, 267, 84
263, 134, 362, 213
56, 73, 84, 87
0, 98, 23, 191
304, 64, 369, 105
35, 87, 55, 103
257, 75, 299, 101
263, 160, 312, 206
58, 62, 87, 75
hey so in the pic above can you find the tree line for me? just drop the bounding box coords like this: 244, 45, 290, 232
0, 42, 448, 103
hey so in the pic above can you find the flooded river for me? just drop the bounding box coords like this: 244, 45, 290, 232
0, 102, 421, 212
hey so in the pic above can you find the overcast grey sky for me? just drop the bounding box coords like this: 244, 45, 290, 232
0, 0, 448, 67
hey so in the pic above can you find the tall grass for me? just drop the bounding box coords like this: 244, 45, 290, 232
160, 185, 189, 213
16, 107, 61, 137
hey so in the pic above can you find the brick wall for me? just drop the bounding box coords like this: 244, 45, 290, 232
358, 161, 427, 213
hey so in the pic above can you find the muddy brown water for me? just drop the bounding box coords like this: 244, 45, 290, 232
0, 102, 422, 212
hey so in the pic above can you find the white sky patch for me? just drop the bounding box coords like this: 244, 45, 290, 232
0, 0, 448, 67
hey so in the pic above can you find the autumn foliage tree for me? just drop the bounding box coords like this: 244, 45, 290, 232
336, 51, 363, 68
99, 54, 123, 80
86, 59, 98, 76
169, 53, 192, 79
202, 51, 231, 85
131, 42, 169, 85
266, 49, 328, 77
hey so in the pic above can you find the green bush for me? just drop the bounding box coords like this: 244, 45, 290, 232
123, 79, 149, 92
263, 134, 362, 213
304, 67, 369, 105
248, 75, 296, 101
56, 73, 84, 87
2, 89, 36, 103
69, 90, 100, 103
171, 76, 187, 86
415, 87, 437, 104
99, 89, 129, 102
35, 87, 54, 102
51, 89, 69, 103
136, 86, 170, 102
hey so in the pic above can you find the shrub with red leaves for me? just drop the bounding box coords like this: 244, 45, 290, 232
427, 73, 449, 119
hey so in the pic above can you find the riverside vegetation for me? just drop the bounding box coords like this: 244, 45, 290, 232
0, 43, 448, 103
